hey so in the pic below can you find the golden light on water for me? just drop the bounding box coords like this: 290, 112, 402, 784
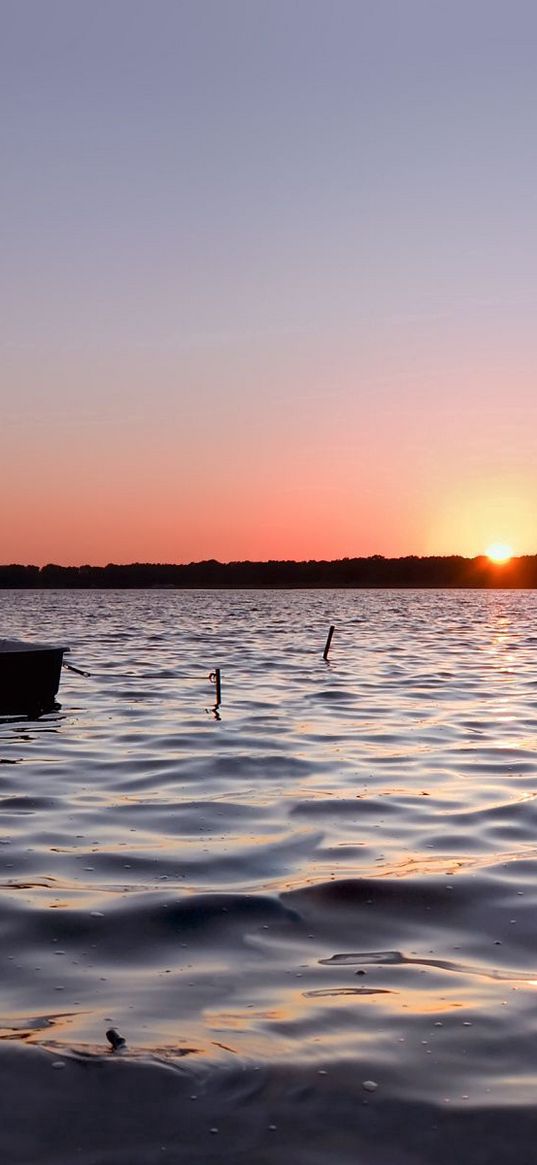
486, 542, 513, 564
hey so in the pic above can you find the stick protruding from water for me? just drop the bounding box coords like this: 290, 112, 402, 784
323, 625, 335, 660
209, 668, 222, 705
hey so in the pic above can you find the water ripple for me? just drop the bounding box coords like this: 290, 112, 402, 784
2, 589, 537, 1160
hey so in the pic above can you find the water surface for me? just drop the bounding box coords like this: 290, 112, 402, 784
1, 589, 537, 1163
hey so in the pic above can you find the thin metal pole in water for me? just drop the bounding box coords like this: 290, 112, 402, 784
323, 625, 335, 660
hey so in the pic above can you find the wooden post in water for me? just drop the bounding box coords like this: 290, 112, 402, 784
323, 625, 335, 660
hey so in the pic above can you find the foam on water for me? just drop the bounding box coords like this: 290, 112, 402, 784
1, 588, 537, 1162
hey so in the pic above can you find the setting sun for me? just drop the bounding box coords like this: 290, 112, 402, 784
486, 542, 513, 564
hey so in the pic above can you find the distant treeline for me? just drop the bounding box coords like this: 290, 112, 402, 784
1, 556, 537, 588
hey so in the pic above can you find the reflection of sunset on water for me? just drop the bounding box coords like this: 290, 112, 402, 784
3, 588, 537, 1151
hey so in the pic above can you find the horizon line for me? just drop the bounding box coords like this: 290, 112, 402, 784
2, 553, 536, 570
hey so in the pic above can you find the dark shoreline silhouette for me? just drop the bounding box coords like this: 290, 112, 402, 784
1, 555, 536, 588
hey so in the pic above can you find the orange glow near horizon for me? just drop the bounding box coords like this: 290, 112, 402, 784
3, 357, 537, 566
427, 476, 536, 563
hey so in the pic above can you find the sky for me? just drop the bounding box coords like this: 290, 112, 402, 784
2, 0, 537, 565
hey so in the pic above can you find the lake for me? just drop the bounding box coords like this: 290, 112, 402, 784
1, 588, 537, 1163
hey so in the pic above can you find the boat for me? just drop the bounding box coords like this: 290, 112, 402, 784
0, 638, 69, 717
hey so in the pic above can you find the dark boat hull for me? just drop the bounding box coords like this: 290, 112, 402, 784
0, 642, 67, 716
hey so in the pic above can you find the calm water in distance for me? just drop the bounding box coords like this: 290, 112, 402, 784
2, 588, 537, 1163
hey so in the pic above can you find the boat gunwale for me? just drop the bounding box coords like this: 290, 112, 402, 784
0, 639, 69, 655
